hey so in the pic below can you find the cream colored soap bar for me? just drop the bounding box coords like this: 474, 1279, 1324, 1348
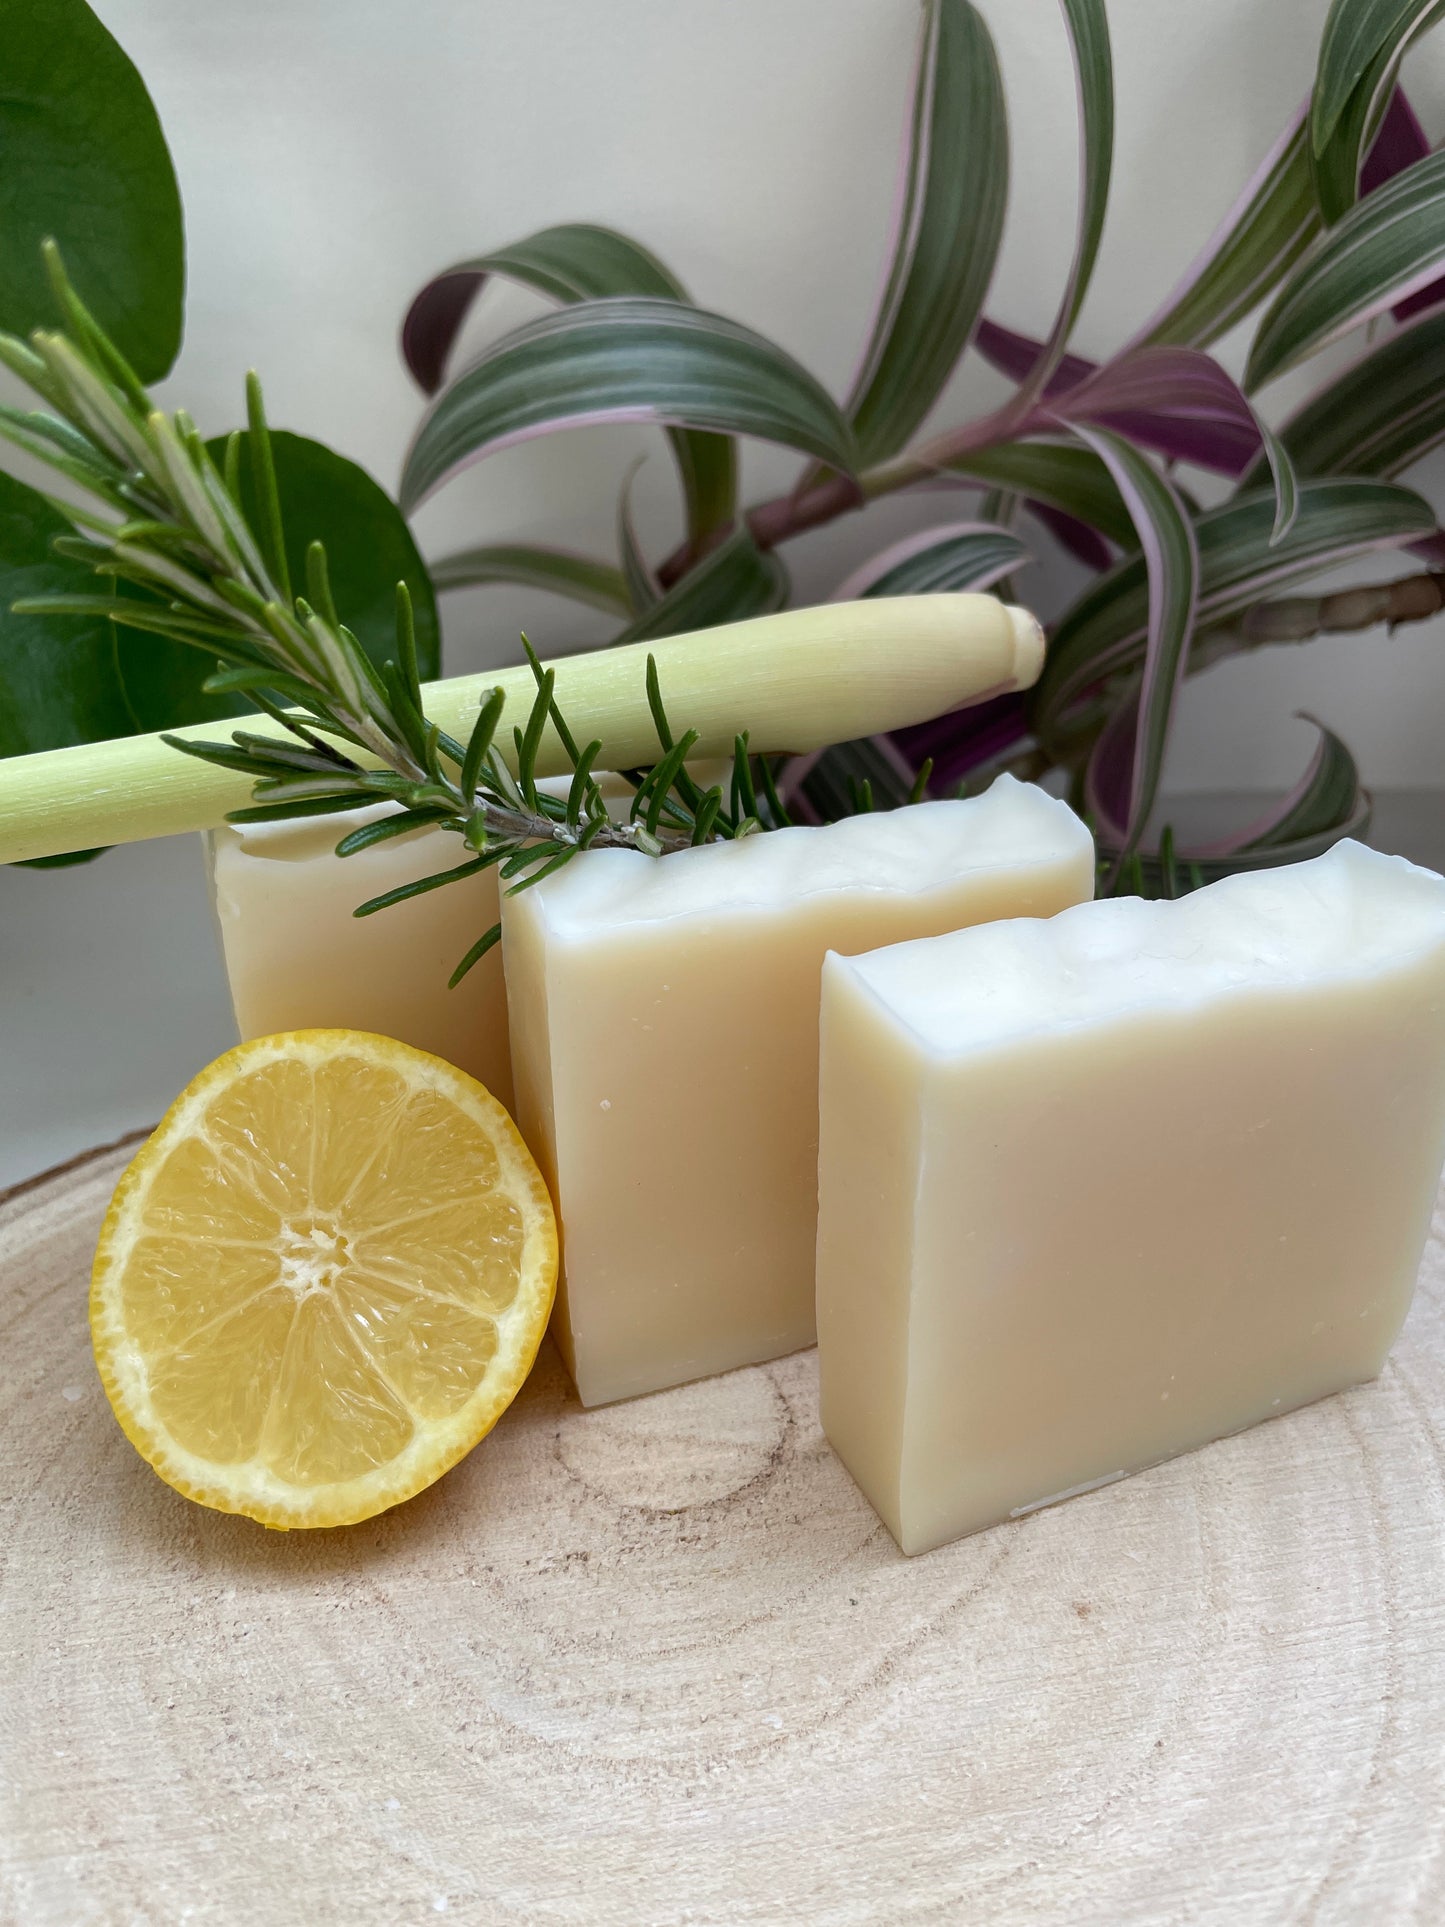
206, 774, 713, 1119
817, 840, 1445, 1556
503, 776, 1095, 1407
208, 807, 515, 1107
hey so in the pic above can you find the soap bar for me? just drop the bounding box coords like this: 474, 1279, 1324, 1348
206, 774, 716, 1117
502, 776, 1095, 1406
816, 840, 1445, 1556
207, 806, 515, 1107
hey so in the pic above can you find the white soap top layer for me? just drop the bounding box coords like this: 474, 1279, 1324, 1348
837, 839, 1445, 1059
519, 776, 1091, 939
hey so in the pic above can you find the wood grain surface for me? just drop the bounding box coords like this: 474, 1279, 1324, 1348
4, 1142, 1445, 1926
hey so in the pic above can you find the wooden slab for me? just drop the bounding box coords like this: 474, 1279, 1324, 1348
4, 1141, 1445, 1926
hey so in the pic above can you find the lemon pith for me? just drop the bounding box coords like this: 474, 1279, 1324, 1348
90, 1029, 558, 1529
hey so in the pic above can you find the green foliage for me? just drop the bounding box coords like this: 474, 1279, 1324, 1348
844, 0, 1008, 464
0, 259, 787, 960
399, 297, 857, 515
1035, 479, 1435, 737
1309, 0, 1445, 223
116, 430, 440, 731
427, 544, 632, 615
1070, 426, 1198, 854
0, 0, 183, 380
612, 527, 787, 644
8, 0, 1445, 897
1248, 148, 1445, 386
402, 223, 736, 545
0, 468, 135, 756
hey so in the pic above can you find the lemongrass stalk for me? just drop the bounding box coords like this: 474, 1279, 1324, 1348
0, 595, 1042, 866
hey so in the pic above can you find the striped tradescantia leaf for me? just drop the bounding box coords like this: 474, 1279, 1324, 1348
426, 543, 631, 614
942, 2, 1111, 426
400, 297, 856, 514
616, 463, 660, 613
610, 525, 788, 645
1133, 104, 1319, 351
844, 0, 1007, 464
1310, 0, 1445, 224
1106, 723, 1369, 886
1247, 149, 1445, 387
1241, 304, 1445, 482
1190, 718, 1369, 861
1011, 0, 1114, 404
1034, 477, 1436, 739
942, 437, 1136, 547
971, 324, 1270, 481
1068, 427, 1198, 853
892, 689, 1031, 794
1027, 501, 1114, 570
1057, 346, 1299, 539
401, 223, 736, 544
832, 522, 1028, 600
1054, 0, 1115, 341
1361, 90, 1445, 318
793, 733, 924, 821
402, 224, 681, 391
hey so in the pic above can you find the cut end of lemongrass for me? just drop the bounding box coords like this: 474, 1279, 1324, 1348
1004, 605, 1046, 693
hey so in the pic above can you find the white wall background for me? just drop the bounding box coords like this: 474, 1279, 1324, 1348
85, 0, 1445, 793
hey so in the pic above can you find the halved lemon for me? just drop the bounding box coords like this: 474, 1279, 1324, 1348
91, 1029, 557, 1528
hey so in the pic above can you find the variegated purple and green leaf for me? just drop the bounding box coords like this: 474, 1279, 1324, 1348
427, 544, 632, 615
1067, 426, 1198, 852
1247, 147, 1445, 386
617, 463, 661, 615
1035, 478, 1435, 739
832, 522, 1027, 601
399, 296, 857, 514
1310, 0, 1445, 223
1132, 106, 1319, 353
1242, 304, 1445, 481
401, 223, 736, 545
610, 525, 787, 646
842, 0, 1008, 465
1108, 722, 1370, 891
942, 437, 1136, 548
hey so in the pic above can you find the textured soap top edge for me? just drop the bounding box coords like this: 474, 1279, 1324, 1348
835, 839, 1445, 1060
515, 776, 1093, 939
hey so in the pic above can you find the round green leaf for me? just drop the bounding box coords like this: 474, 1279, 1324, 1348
0, 468, 136, 759
116, 431, 440, 730
0, 0, 184, 382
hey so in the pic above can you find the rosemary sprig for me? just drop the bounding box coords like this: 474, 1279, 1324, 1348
0, 245, 791, 980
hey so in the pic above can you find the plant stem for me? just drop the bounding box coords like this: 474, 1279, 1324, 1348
1239, 572, 1445, 643
658, 403, 1028, 587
